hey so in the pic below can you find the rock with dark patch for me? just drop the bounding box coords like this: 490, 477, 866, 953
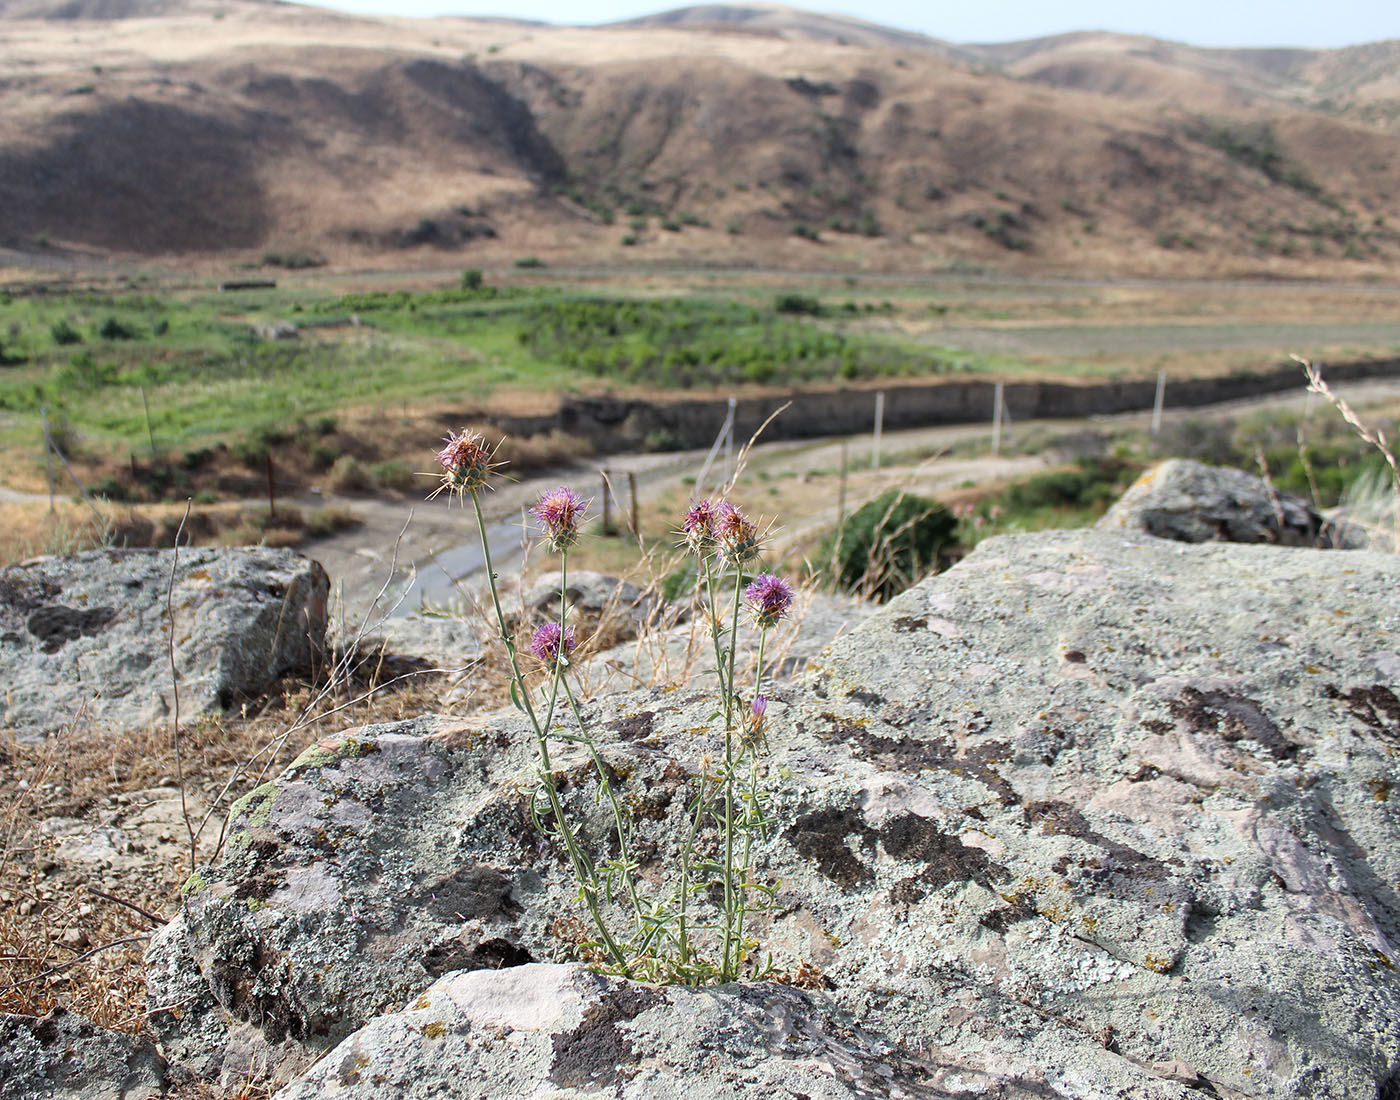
1096, 458, 1333, 545
147, 527, 1400, 1099
808, 527, 1400, 1096
0, 547, 328, 738
272, 962, 1186, 1100
0, 1007, 179, 1100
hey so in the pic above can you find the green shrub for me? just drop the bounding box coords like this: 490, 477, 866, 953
50, 319, 82, 346
643, 428, 682, 452
98, 317, 139, 340
514, 256, 547, 269
998, 457, 1138, 513
325, 454, 372, 492
774, 294, 823, 316
304, 506, 361, 538
460, 268, 484, 291
369, 459, 417, 492
93, 476, 136, 503
309, 442, 343, 471
260, 250, 326, 270
821, 489, 958, 602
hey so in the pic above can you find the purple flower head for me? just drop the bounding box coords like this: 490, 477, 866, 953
528, 620, 577, 664
434, 429, 502, 498
714, 501, 761, 566
744, 573, 793, 629
530, 486, 589, 552
682, 499, 719, 555
744, 693, 769, 740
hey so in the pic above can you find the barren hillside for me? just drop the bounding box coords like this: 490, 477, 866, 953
0, 0, 1396, 277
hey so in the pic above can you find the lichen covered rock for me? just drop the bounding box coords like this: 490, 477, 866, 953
1096, 457, 1331, 544
145, 530, 1400, 1098
0, 1008, 177, 1100
0, 547, 328, 737
271, 963, 1193, 1100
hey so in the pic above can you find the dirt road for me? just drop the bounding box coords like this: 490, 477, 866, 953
297, 374, 1400, 621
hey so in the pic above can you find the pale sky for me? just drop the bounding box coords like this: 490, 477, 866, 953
318, 0, 1398, 49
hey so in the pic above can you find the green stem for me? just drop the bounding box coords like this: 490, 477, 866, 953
719, 567, 744, 981
679, 553, 722, 969
732, 626, 768, 973
703, 555, 728, 700
470, 495, 626, 969
561, 672, 648, 942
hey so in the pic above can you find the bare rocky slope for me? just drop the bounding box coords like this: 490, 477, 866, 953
0, 0, 1397, 277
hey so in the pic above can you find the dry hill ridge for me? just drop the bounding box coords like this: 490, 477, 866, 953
0, 0, 1397, 277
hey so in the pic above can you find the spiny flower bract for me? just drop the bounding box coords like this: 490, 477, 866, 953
433, 429, 503, 499
682, 498, 720, 555
531, 486, 589, 552
714, 501, 762, 566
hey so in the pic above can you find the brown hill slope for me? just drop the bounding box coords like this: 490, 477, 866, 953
972, 31, 1400, 133
0, 0, 1396, 277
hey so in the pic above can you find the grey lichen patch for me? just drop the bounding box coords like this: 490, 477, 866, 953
291, 735, 381, 772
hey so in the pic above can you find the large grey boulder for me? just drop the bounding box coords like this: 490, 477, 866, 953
1097, 457, 1332, 544
145, 530, 1400, 1099
0, 547, 328, 738
271, 961, 1185, 1100
0, 1008, 177, 1100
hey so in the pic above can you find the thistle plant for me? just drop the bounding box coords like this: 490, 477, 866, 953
434, 432, 789, 984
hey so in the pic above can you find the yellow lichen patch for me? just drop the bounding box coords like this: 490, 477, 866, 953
1368, 779, 1391, 802
1143, 952, 1174, 974
179, 871, 207, 897
421, 1021, 447, 1039
229, 781, 281, 829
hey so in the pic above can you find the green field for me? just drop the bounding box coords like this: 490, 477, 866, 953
0, 280, 994, 463
2, 268, 1398, 504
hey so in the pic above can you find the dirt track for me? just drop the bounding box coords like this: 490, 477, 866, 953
297, 375, 1400, 621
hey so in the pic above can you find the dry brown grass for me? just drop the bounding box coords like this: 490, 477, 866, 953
0, 498, 367, 567
0, 618, 506, 1035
